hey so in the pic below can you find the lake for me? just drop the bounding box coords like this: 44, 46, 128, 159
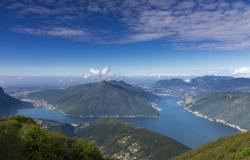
17, 96, 238, 148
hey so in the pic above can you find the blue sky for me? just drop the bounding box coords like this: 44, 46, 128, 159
1, 0, 250, 76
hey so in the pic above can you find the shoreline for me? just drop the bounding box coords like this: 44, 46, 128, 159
21, 98, 160, 119
57, 108, 160, 118
21, 98, 56, 110
178, 101, 247, 132
150, 102, 162, 112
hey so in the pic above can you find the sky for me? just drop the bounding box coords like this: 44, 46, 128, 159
1, 0, 250, 77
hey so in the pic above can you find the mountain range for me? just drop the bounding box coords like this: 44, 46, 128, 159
155, 75, 250, 91
28, 80, 159, 117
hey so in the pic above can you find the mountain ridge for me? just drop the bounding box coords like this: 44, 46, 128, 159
39, 117, 190, 160
28, 80, 159, 117
0, 86, 30, 116
182, 91, 250, 129
155, 75, 250, 91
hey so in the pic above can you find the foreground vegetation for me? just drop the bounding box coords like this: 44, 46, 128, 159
0, 115, 110, 160
1, 115, 250, 160
172, 131, 250, 160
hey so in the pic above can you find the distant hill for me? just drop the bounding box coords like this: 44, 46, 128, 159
28, 80, 159, 117
182, 91, 250, 129
172, 131, 250, 160
155, 75, 250, 91
155, 78, 190, 89
40, 118, 190, 160
0, 115, 109, 160
0, 87, 30, 116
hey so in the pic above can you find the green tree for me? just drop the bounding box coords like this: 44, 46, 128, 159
0, 116, 109, 160
19, 124, 54, 160
0, 119, 21, 160
71, 139, 104, 160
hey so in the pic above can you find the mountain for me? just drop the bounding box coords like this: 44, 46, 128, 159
0, 115, 110, 160
39, 118, 190, 160
155, 75, 250, 91
0, 87, 30, 116
28, 80, 159, 117
172, 131, 250, 160
155, 78, 190, 89
75, 118, 190, 160
182, 91, 250, 129
190, 76, 250, 91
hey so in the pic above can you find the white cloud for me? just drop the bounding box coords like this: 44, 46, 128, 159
89, 68, 100, 75
122, 0, 250, 50
233, 67, 250, 76
83, 73, 91, 79
100, 66, 109, 76
83, 66, 110, 79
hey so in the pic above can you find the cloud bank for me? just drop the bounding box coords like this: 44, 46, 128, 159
2, 0, 250, 50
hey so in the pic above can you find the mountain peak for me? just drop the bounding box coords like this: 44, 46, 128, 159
97, 80, 129, 88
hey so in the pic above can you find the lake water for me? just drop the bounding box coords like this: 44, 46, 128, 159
17, 96, 238, 148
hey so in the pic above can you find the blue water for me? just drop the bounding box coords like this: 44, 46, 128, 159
17, 96, 238, 148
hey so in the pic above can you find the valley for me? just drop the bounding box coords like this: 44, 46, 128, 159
1, 75, 250, 159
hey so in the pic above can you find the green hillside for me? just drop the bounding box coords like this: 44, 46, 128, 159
76, 118, 190, 160
172, 131, 250, 160
182, 92, 250, 129
36, 119, 76, 137
28, 81, 159, 117
0, 115, 111, 160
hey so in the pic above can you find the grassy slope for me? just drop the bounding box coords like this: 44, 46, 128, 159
172, 131, 250, 160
